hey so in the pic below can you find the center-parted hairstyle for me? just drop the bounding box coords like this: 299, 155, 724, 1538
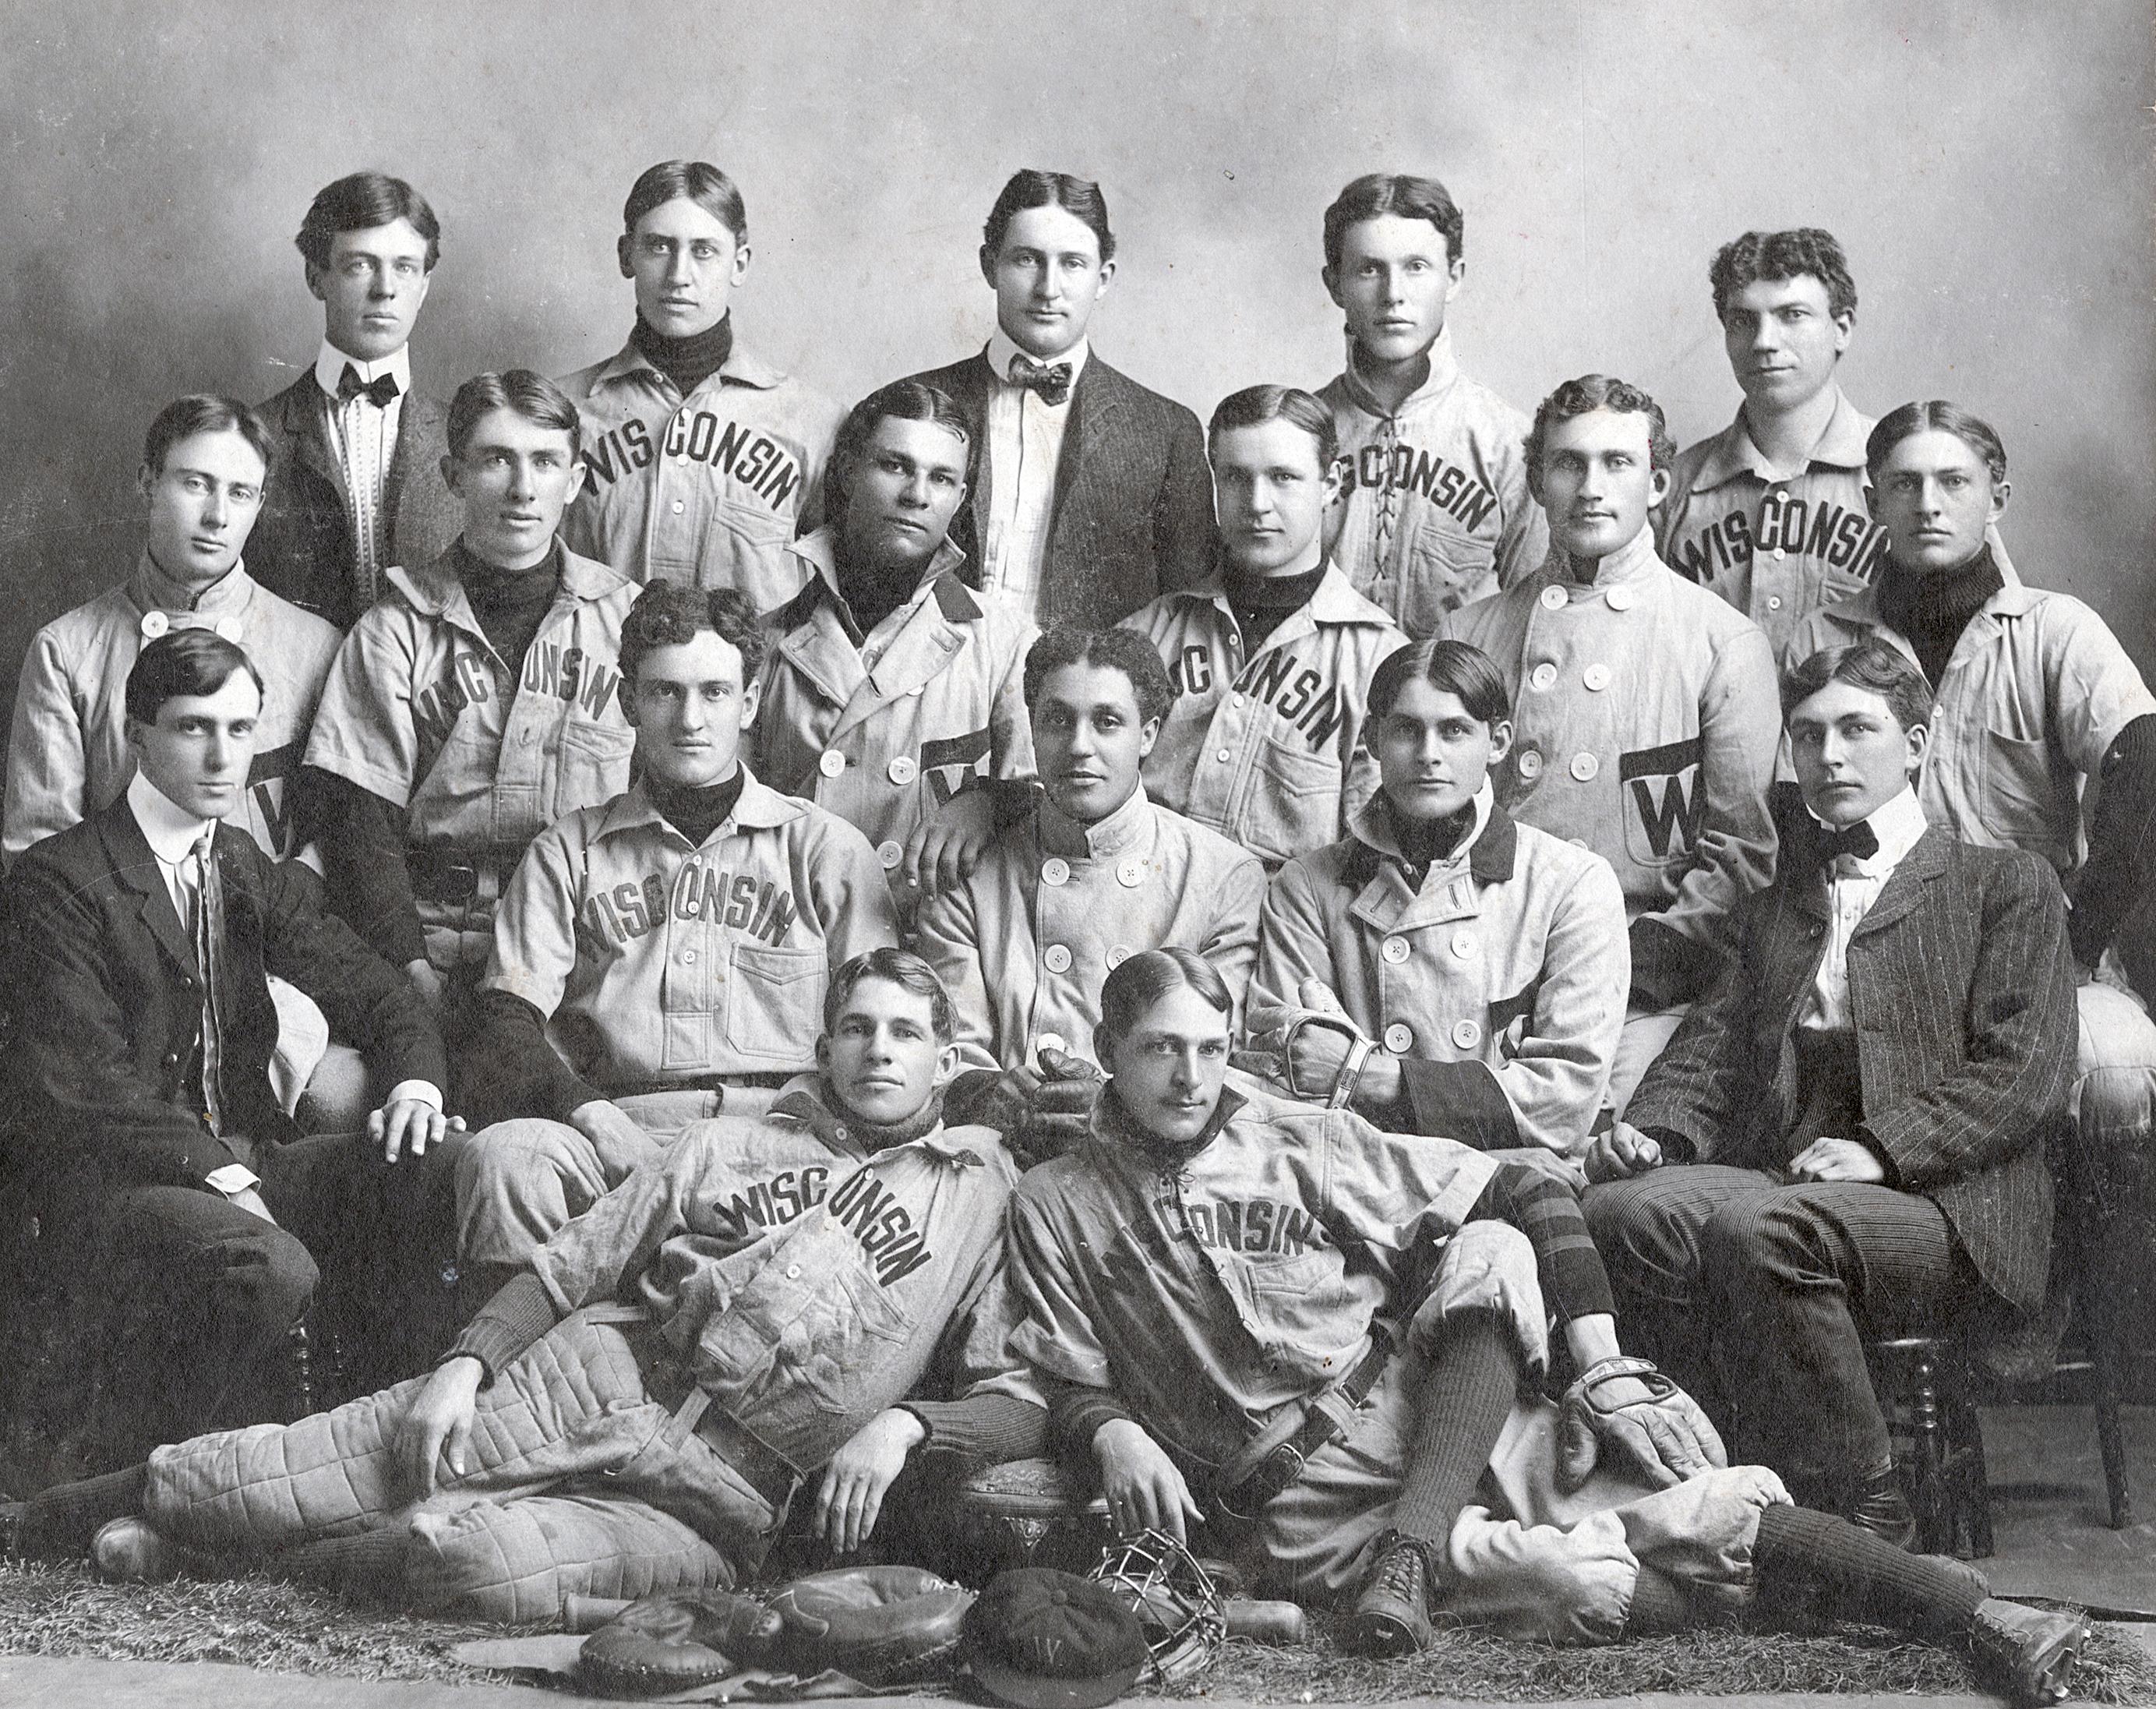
295, 171, 441, 274
1322, 173, 1464, 270
623, 160, 747, 243
1208, 384, 1338, 472
1864, 401, 2009, 487
125, 628, 267, 727
1781, 638, 1935, 736
143, 395, 275, 485
447, 369, 584, 464
824, 947, 958, 1045
826, 379, 973, 521
1366, 637, 1512, 728
983, 171, 1116, 262
1098, 947, 1234, 1049
1523, 374, 1678, 489
1710, 228, 1856, 323
1022, 627, 1175, 729
618, 581, 771, 687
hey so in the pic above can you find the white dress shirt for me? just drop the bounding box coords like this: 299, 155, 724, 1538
979, 329, 1089, 617
314, 340, 411, 609
1798, 785, 1930, 1033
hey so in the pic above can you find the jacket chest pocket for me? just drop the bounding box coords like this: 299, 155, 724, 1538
1242, 732, 1343, 866
555, 720, 636, 816
725, 942, 827, 1062
1399, 516, 1490, 635
1237, 1249, 1358, 1371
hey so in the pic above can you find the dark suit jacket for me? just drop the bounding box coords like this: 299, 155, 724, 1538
900, 351, 1214, 627
247, 372, 463, 630
1625, 826, 2077, 1313
6, 795, 446, 1197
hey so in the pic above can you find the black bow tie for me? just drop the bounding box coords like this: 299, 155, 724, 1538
1815, 818, 1880, 866
1008, 355, 1073, 408
334, 363, 401, 408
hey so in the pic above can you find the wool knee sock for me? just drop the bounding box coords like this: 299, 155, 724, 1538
1753, 1502, 1987, 1637
273, 1527, 413, 1600
1387, 1309, 1522, 1551
20, 1464, 150, 1556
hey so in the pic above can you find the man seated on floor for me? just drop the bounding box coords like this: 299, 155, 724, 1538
1001, 948, 2084, 1703
447, 578, 895, 1298
4, 951, 1045, 1624
6, 630, 454, 1457
1245, 637, 1627, 1163
1583, 641, 2077, 1542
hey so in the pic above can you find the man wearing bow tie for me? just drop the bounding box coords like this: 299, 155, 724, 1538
1582, 640, 2077, 1545
899, 170, 1213, 630
247, 171, 461, 630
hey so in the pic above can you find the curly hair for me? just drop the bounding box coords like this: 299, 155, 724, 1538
1523, 374, 1676, 490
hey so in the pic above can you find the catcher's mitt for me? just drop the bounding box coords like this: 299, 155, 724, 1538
762, 1563, 978, 1686
576, 1587, 785, 1699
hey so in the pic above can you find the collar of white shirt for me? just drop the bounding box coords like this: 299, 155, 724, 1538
986, 328, 1089, 396
1811, 785, 1928, 879
127, 768, 217, 870
314, 340, 412, 403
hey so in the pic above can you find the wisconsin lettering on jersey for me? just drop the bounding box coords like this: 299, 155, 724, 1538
1168, 1192, 1329, 1259
1666, 495, 1890, 586
1168, 645, 1346, 751
578, 857, 800, 952
1335, 443, 1498, 532
709, 1159, 935, 1287
583, 411, 804, 516
413, 643, 622, 747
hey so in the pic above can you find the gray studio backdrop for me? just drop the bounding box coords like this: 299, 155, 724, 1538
2, 0, 2151, 735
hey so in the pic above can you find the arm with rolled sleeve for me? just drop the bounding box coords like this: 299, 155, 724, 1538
1152, 404, 1216, 596
5, 627, 89, 864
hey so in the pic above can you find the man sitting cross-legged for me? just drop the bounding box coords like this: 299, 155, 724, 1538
1000, 948, 2084, 1704
1583, 640, 2078, 1545
2, 951, 1044, 1622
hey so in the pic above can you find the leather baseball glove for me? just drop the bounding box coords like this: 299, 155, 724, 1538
762, 1563, 978, 1686
576, 1587, 785, 1698
1554, 1355, 1728, 1493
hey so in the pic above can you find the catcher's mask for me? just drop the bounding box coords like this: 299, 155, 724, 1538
1088, 1529, 1228, 1686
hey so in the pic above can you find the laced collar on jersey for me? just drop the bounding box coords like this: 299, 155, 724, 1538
1095, 1080, 1245, 1175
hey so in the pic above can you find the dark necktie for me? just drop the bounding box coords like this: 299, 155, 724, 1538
1816, 818, 1880, 867
335, 363, 401, 408
190, 832, 231, 1138
1008, 355, 1074, 408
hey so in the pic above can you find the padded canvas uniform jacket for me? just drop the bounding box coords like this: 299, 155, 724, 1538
1124, 563, 1406, 868
482, 770, 897, 1094
914, 786, 1269, 1073
5, 555, 340, 863
558, 338, 842, 611
1441, 527, 1780, 985
755, 528, 1039, 877
1319, 330, 1547, 636
1623, 829, 2077, 1313
1253, 794, 1628, 1157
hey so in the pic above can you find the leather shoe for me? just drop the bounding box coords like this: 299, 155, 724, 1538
1846, 1467, 1917, 1550
1971, 1598, 2087, 1706
91, 1517, 183, 1582
1343, 1530, 1440, 1656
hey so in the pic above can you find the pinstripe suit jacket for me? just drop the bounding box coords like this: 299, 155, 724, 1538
901, 351, 1214, 628
1625, 827, 2077, 1312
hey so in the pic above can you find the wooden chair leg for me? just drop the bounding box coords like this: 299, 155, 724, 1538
1905, 1341, 1950, 1555
285, 1317, 317, 1421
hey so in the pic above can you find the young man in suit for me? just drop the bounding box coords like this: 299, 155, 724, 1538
249, 171, 461, 629
1583, 640, 2080, 1542
6, 630, 454, 1458
1317, 174, 1545, 635
902, 170, 1213, 629
557, 160, 842, 610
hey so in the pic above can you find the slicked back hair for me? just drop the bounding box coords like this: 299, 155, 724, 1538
1022, 627, 1174, 729
1710, 228, 1856, 323
827, 379, 972, 521
1208, 384, 1337, 473
1366, 638, 1510, 728
295, 171, 441, 274
143, 395, 274, 484
125, 628, 266, 727
983, 170, 1115, 263
1865, 401, 2008, 488
1099, 948, 1233, 1053
618, 581, 771, 687
824, 948, 956, 1045
1322, 173, 1463, 270
622, 160, 748, 244
447, 369, 584, 464
1781, 640, 1935, 736
1524, 374, 1678, 489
